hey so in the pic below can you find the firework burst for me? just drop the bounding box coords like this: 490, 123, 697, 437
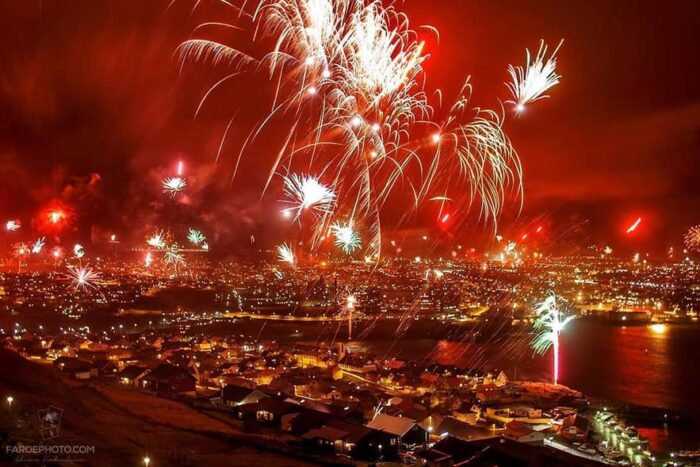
147, 231, 167, 249
5, 220, 20, 232
73, 243, 86, 259
277, 243, 295, 265
164, 245, 186, 272
13, 243, 29, 258
179, 0, 542, 259
65, 265, 102, 292
187, 228, 206, 245
332, 221, 361, 254
162, 177, 187, 196
51, 246, 64, 260
283, 173, 336, 221
685, 225, 700, 252
531, 294, 574, 385
507, 39, 563, 112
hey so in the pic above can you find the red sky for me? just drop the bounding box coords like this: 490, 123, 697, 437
0, 0, 698, 254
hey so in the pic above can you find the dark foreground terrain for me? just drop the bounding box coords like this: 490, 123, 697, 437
0, 349, 315, 466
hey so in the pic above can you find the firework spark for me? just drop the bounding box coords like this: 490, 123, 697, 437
65, 265, 102, 292
146, 232, 166, 249
277, 243, 295, 265
507, 39, 563, 112
5, 220, 20, 232
162, 177, 187, 196
685, 225, 700, 252
531, 294, 574, 385
331, 222, 361, 254
144, 252, 153, 267
187, 228, 206, 245
31, 237, 45, 254
283, 174, 336, 221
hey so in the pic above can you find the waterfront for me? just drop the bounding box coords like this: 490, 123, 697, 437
349, 320, 700, 452
4, 301, 700, 453
194, 316, 700, 451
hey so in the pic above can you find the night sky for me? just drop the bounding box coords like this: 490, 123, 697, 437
0, 0, 698, 254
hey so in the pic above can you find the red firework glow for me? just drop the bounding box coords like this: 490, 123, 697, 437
38, 202, 72, 233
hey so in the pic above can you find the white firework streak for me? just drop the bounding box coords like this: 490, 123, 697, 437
531, 294, 574, 385
187, 228, 206, 245
507, 39, 563, 111
283, 173, 336, 221
31, 237, 45, 254
65, 265, 102, 292
277, 243, 296, 265
331, 221, 361, 254
162, 176, 187, 196
179, 0, 536, 257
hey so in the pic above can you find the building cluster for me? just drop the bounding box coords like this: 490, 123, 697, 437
3, 329, 614, 465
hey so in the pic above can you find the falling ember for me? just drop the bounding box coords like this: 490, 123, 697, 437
440, 213, 450, 224
507, 39, 563, 111
5, 220, 20, 232
65, 265, 102, 292
144, 252, 153, 268
177, 160, 184, 176
535, 226, 543, 233
626, 217, 642, 234
531, 294, 574, 385
277, 243, 295, 265
162, 177, 187, 196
